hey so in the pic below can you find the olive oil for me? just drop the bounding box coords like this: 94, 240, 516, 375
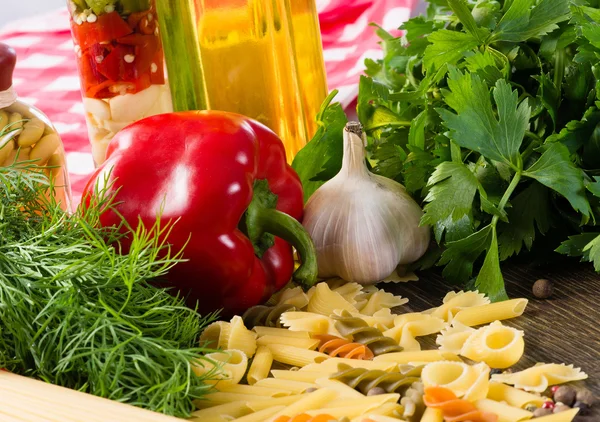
157, 0, 328, 162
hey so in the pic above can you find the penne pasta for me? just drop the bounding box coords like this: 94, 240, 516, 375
355, 414, 408, 422
475, 399, 533, 422
487, 382, 546, 409
201, 316, 258, 357
268, 388, 339, 420
189, 401, 252, 421
324, 394, 401, 410
197, 392, 276, 408
257, 335, 320, 350
245, 395, 303, 412
304, 400, 398, 419
247, 346, 273, 385
452, 299, 528, 327
253, 327, 311, 339
216, 384, 291, 397
373, 350, 461, 365
271, 370, 325, 383
314, 378, 364, 398
302, 357, 397, 372
266, 344, 330, 367
230, 405, 286, 422
253, 378, 317, 394
419, 407, 444, 422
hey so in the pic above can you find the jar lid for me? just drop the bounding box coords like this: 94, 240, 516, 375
0, 43, 17, 92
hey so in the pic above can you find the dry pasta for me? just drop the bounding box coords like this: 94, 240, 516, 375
201, 316, 258, 357
460, 321, 524, 369
383, 313, 447, 351
302, 358, 398, 373
243, 304, 298, 329
452, 299, 528, 327
358, 290, 409, 316
247, 346, 273, 385
232, 405, 286, 422
491, 363, 588, 392
421, 361, 490, 401
333, 310, 404, 356
315, 334, 374, 360
266, 343, 330, 367
268, 286, 310, 309
436, 321, 476, 353
307, 283, 358, 316
422, 386, 498, 422
330, 363, 421, 395
332, 281, 364, 305
257, 335, 320, 350
280, 312, 339, 336
254, 327, 312, 339
474, 399, 532, 422
189, 401, 252, 421
427, 291, 490, 322
373, 350, 461, 365
486, 382, 546, 409
216, 384, 292, 397
400, 380, 425, 422
254, 378, 317, 394
193, 349, 248, 387
269, 388, 339, 420
419, 407, 444, 422
246, 396, 304, 412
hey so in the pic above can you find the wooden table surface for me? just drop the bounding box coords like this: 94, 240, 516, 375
386, 262, 600, 418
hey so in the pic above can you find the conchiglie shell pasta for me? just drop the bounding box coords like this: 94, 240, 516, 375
460, 321, 524, 368
193, 349, 248, 387
421, 361, 490, 401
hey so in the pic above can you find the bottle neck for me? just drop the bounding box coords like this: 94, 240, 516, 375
0, 86, 17, 109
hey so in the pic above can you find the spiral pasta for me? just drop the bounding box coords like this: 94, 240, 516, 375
314, 335, 374, 360
423, 386, 499, 422
400, 380, 425, 422
330, 363, 421, 395
243, 304, 298, 329
332, 310, 403, 356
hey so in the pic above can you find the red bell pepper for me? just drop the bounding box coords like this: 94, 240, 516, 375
71, 12, 133, 52
83, 111, 318, 315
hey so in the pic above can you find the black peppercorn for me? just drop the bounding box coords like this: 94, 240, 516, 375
532, 278, 553, 299
573, 401, 589, 414
576, 389, 596, 407
554, 385, 577, 406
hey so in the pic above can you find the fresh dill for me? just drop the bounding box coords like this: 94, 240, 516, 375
0, 156, 220, 417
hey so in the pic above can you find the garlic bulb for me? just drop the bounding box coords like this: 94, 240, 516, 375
302, 121, 430, 284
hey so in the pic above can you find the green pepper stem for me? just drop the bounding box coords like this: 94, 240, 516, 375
253, 208, 318, 290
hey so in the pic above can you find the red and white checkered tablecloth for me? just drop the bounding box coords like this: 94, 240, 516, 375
0, 0, 414, 204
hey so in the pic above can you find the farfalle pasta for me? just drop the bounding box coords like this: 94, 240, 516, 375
315, 335, 374, 360
307, 283, 358, 316
201, 316, 258, 357
421, 361, 490, 401
423, 386, 498, 422
383, 313, 447, 351
333, 310, 404, 356
436, 321, 475, 353
491, 363, 588, 393
460, 321, 524, 368
426, 291, 490, 322
281, 311, 340, 336
357, 290, 409, 316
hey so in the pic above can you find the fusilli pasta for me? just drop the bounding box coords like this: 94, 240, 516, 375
400, 380, 425, 422
330, 363, 421, 395
315, 335, 374, 360
423, 386, 498, 422
243, 304, 298, 329
332, 310, 403, 356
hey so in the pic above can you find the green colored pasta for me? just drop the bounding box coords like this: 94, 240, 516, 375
242, 304, 297, 329
332, 310, 403, 355
330, 363, 421, 395
401, 380, 426, 422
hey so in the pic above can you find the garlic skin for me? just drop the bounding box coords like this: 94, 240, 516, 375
302, 122, 430, 284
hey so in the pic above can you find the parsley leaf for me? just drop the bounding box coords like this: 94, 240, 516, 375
422, 30, 479, 73
438, 224, 494, 282
556, 232, 598, 262
523, 142, 591, 218
497, 183, 551, 260
421, 162, 479, 243
292, 91, 347, 202
447, 0, 490, 42
475, 226, 509, 302
493, 0, 570, 42
438, 69, 531, 169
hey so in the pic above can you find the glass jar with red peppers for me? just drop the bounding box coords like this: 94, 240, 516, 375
67, 0, 173, 166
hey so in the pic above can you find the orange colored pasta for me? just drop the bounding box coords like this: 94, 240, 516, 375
273, 414, 337, 422
423, 386, 498, 422
315, 335, 374, 360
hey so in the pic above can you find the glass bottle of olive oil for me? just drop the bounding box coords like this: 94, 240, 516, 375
156, 0, 328, 162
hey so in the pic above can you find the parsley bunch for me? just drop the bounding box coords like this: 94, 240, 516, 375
293, 0, 600, 300
0, 160, 219, 417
